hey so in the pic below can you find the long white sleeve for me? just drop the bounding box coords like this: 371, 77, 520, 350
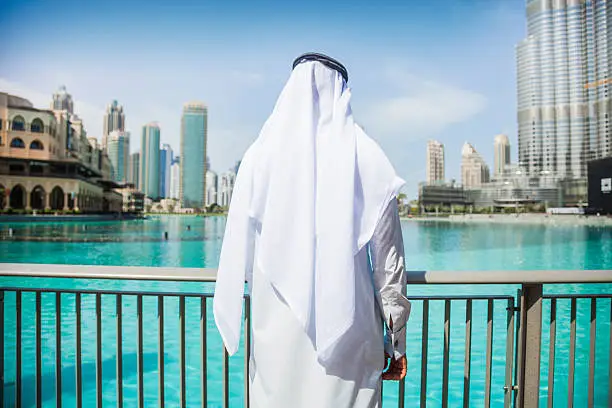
369, 199, 411, 359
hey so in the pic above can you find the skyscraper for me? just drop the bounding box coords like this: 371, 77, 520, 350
102, 100, 125, 149
426, 140, 445, 184
461, 142, 490, 189
219, 171, 236, 207
106, 131, 130, 183
180, 102, 207, 208
51, 86, 73, 113
494, 134, 511, 178
516, 0, 611, 179
140, 123, 160, 199
205, 170, 218, 206
159, 144, 173, 198
128, 152, 140, 189
170, 157, 180, 200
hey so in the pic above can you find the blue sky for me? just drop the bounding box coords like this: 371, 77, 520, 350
1, 0, 526, 198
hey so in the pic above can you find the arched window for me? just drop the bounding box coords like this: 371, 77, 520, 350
30, 140, 44, 150
30, 118, 44, 133
10, 138, 25, 148
11, 116, 25, 131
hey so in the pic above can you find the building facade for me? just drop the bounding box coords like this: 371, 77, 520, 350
159, 143, 173, 198
218, 171, 236, 207
107, 130, 130, 183
205, 170, 218, 206
140, 123, 160, 199
51, 86, 73, 114
426, 140, 445, 184
180, 102, 207, 208
170, 157, 180, 200
516, 0, 611, 179
493, 134, 511, 178
128, 152, 140, 190
461, 142, 490, 189
102, 100, 125, 149
0, 92, 113, 213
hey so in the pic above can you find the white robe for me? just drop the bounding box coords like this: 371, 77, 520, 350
213, 59, 410, 408
248, 199, 409, 408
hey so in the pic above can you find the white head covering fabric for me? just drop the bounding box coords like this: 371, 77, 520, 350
213, 59, 405, 366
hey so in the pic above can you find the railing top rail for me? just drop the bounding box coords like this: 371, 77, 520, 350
1, 263, 612, 284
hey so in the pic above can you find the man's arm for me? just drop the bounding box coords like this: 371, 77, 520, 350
369, 198, 411, 379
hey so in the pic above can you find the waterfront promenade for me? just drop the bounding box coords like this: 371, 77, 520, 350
408, 213, 612, 227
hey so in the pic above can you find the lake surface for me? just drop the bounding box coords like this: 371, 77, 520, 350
1, 216, 611, 407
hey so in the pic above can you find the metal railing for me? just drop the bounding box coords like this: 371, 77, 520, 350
0, 263, 611, 408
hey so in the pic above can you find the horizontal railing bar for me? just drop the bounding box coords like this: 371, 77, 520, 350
0, 263, 218, 282
2, 264, 612, 284
0, 287, 217, 298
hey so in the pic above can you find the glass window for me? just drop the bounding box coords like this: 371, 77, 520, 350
10, 138, 25, 148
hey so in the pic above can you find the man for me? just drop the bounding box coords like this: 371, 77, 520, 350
213, 53, 411, 407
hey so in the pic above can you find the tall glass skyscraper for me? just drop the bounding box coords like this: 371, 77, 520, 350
103, 100, 125, 149
180, 102, 207, 208
159, 144, 173, 198
140, 123, 160, 199
128, 152, 140, 189
517, 0, 611, 179
106, 130, 130, 183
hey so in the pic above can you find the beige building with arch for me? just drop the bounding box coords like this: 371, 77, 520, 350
0, 92, 118, 213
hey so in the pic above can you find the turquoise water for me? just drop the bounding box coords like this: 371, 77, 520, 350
1, 216, 611, 407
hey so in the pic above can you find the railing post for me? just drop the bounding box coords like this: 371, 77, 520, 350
516, 283, 543, 408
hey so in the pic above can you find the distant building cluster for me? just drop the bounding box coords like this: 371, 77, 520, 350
419, 0, 612, 213
0, 85, 239, 215
0, 89, 121, 213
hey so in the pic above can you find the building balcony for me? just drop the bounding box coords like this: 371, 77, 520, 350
0, 264, 611, 407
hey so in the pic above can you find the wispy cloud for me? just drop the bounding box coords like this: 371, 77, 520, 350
358, 67, 487, 142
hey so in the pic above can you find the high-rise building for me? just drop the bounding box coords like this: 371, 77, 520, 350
426, 140, 445, 184
159, 144, 173, 198
140, 123, 160, 199
461, 142, 490, 189
219, 171, 236, 207
128, 152, 140, 189
51, 86, 73, 113
494, 134, 511, 177
106, 131, 130, 183
170, 157, 180, 200
180, 102, 207, 208
205, 170, 218, 206
516, 0, 611, 179
102, 100, 125, 149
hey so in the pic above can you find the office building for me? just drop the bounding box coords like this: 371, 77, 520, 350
140, 123, 160, 199
180, 102, 207, 208
102, 100, 125, 149
107, 131, 130, 183
516, 0, 611, 179
218, 171, 236, 207
205, 170, 218, 206
461, 142, 490, 189
170, 157, 180, 200
128, 152, 140, 189
159, 144, 173, 198
51, 85, 73, 114
426, 140, 445, 184
494, 134, 511, 178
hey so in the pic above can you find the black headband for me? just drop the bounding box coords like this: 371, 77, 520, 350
292, 53, 349, 83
